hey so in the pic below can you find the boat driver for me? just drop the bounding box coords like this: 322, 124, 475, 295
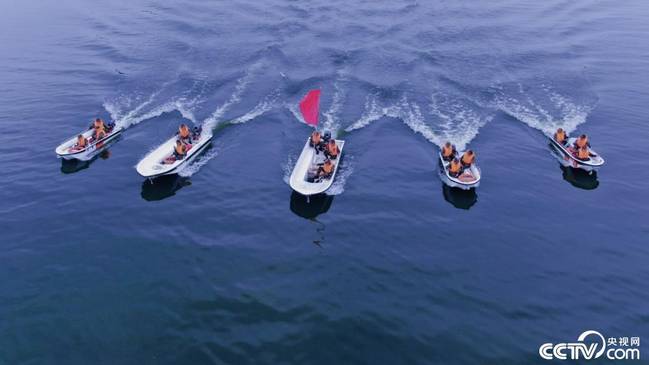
178, 124, 192, 145
310, 130, 323, 153
576, 146, 590, 161
441, 142, 456, 161
554, 128, 567, 145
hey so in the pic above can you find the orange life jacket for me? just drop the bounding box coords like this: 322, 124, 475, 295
179, 125, 190, 139
449, 161, 461, 174
94, 128, 106, 140
578, 148, 589, 159
311, 132, 321, 144
322, 162, 333, 174
94, 120, 105, 130
442, 145, 453, 158
327, 142, 338, 156
555, 130, 566, 143
576, 137, 588, 148
175, 143, 186, 155
461, 153, 474, 166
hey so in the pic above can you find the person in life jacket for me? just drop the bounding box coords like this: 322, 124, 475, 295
178, 124, 192, 144
92, 118, 106, 140
441, 142, 456, 161
173, 139, 187, 160
318, 159, 334, 178
460, 150, 475, 167
576, 146, 590, 161
554, 128, 567, 145
448, 158, 462, 177
573, 134, 590, 149
325, 139, 339, 159
310, 130, 323, 152
76, 134, 88, 148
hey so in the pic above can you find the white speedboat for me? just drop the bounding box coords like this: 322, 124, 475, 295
289, 137, 345, 196
55, 125, 122, 161
549, 137, 605, 172
136, 129, 212, 179
438, 152, 481, 190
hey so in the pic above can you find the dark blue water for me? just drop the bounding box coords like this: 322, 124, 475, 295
2, 1, 649, 364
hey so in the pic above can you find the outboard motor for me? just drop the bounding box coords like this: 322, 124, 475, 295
193, 126, 202, 139
323, 131, 332, 143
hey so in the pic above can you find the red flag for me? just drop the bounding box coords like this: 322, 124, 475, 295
299, 89, 321, 127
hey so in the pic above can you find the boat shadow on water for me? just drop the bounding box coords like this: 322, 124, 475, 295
548, 143, 599, 190
442, 184, 478, 210
60, 149, 113, 174
289, 191, 334, 219
289, 191, 333, 247
560, 165, 599, 190
141, 174, 191, 201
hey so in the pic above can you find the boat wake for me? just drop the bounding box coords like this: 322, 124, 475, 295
177, 147, 218, 177
345, 92, 489, 150
322, 72, 348, 135
230, 89, 280, 125
201, 64, 261, 132
493, 82, 597, 136
429, 91, 492, 151
105, 82, 202, 129
326, 155, 353, 196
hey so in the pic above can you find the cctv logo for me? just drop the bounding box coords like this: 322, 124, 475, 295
539, 330, 640, 360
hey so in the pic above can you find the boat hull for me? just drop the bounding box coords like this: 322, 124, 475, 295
438, 152, 481, 190
136, 133, 213, 179
549, 137, 605, 172
289, 138, 345, 196
55, 127, 122, 161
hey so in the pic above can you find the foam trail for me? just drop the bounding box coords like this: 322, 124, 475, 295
326, 156, 354, 196
345, 94, 444, 146
230, 90, 279, 125
202, 64, 261, 131
177, 148, 218, 177
345, 93, 384, 132
282, 153, 297, 185
494, 83, 595, 136
322, 74, 347, 133
429, 92, 492, 150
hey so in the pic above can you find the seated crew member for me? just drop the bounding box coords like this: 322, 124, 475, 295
573, 134, 590, 149
178, 124, 192, 144
310, 130, 323, 153
460, 150, 475, 167
317, 159, 334, 179
576, 146, 590, 161
554, 128, 567, 145
324, 139, 339, 159
441, 142, 456, 161
89, 118, 106, 139
173, 139, 187, 160
75, 134, 88, 149
448, 158, 462, 177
